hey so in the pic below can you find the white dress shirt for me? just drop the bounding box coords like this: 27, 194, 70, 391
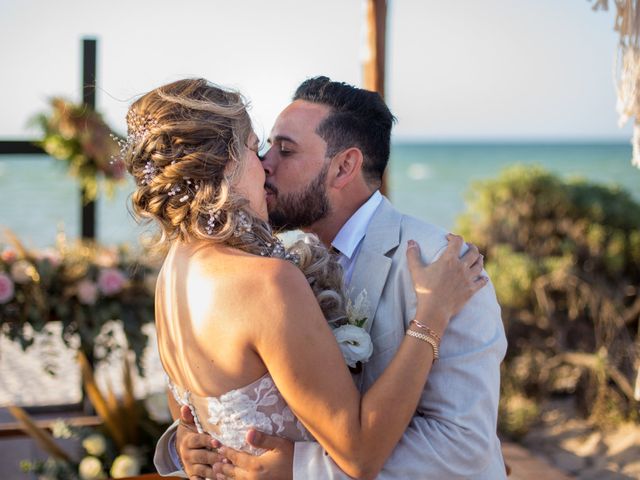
330, 190, 382, 286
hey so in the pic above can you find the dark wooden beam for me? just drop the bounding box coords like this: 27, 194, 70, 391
81, 38, 97, 240
0, 141, 44, 155
0, 415, 101, 439
83, 38, 97, 108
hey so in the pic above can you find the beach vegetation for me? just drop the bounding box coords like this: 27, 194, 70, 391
457, 165, 640, 437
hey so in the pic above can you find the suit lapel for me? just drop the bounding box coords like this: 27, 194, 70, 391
348, 197, 402, 334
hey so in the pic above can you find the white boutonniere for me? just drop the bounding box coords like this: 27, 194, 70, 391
332, 290, 373, 368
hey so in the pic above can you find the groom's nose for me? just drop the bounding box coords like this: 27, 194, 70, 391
261, 147, 276, 176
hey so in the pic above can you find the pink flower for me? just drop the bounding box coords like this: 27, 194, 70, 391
77, 279, 99, 305
97, 268, 127, 296
0, 272, 15, 304
1, 248, 17, 264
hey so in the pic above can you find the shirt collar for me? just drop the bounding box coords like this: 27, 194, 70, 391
331, 190, 383, 260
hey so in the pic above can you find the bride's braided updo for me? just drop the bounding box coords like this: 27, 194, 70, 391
124, 78, 275, 256
124, 78, 348, 323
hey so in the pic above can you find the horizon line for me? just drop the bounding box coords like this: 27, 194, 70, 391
0, 136, 633, 147
392, 137, 632, 145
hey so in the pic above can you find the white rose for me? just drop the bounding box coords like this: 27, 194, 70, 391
79, 456, 105, 480
333, 324, 373, 367
10, 260, 35, 284
50, 419, 73, 439
82, 433, 107, 456
110, 454, 141, 478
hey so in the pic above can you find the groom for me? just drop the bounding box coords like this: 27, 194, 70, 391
154, 76, 508, 479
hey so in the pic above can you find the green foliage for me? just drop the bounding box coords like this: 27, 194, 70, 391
32, 98, 124, 202
484, 245, 541, 310
456, 165, 640, 436
498, 389, 540, 440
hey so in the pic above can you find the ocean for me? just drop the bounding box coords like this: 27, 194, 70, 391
1, 142, 639, 248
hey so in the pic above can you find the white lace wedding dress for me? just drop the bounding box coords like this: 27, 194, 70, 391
167, 372, 312, 455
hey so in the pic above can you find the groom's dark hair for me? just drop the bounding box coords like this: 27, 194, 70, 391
293, 76, 395, 187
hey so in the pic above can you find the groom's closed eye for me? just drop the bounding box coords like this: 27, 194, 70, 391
271, 135, 298, 152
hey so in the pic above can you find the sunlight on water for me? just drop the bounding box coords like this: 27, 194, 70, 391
1, 143, 639, 247
407, 163, 432, 180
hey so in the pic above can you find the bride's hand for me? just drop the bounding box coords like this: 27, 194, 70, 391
406, 234, 487, 337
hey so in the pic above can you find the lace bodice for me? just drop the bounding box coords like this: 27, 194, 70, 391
167, 373, 312, 455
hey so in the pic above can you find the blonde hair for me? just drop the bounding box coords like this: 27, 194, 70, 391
125, 79, 347, 323
289, 234, 348, 325
125, 78, 273, 256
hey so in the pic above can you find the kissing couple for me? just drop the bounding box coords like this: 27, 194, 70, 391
121, 76, 508, 479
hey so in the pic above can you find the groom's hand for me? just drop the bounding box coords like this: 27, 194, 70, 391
177, 405, 225, 479
213, 428, 294, 480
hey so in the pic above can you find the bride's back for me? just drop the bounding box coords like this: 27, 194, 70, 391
155, 241, 273, 398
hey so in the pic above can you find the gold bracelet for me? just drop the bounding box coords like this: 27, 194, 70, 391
410, 320, 442, 343
406, 329, 439, 361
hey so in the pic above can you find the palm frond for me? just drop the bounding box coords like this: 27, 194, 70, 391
77, 351, 127, 449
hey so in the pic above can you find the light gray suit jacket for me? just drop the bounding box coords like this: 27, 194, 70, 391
154, 197, 508, 479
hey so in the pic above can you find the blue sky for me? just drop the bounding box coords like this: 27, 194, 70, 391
0, 0, 632, 141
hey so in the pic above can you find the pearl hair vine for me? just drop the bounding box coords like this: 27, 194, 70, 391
110, 110, 159, 173
114, 111, 198, 201
114, 111, 292, 261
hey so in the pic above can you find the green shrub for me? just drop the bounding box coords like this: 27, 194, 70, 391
457, 165, 640, 436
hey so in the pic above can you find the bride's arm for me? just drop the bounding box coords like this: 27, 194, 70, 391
250, 237, 485, 480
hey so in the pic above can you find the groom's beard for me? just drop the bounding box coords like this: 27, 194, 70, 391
267, 164, 330, 230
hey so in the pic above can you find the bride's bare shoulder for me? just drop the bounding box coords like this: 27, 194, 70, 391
238, 254, 307, 292
188, 244, 306, 295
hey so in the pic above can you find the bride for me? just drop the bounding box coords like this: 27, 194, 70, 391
123, 78, 487, 479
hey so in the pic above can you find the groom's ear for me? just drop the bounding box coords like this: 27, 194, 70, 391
330, 147, 364, 190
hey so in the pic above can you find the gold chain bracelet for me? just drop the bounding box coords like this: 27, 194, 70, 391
406, 329, 439, 362
410, 319, 442, 343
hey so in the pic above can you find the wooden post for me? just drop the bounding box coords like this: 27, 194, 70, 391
363, 0, 387, 98
363, 0, 389, 196
81, 39, 97, 416
81, 38, 97, 240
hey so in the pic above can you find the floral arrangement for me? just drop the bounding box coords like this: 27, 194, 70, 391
32, 98, 124, 202
0, 231, 156, 374
332, 289, 373, 369
12, 353, 171, 480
